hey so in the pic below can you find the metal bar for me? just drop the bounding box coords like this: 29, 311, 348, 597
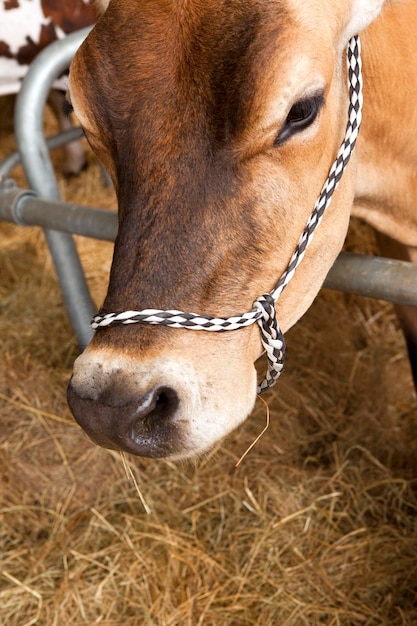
0, 128, 84, 180
324, 251, 417, 307
14, 28, 94, 350
15, 28, 92, 199
1, 182, 416, 308
0, 182, 117, 240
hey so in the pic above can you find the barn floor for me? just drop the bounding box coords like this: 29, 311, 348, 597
1, 94, 417, 625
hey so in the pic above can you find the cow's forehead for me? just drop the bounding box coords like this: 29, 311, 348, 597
71, 0, 338, 137
76, 0, 344, 91
96, 0, 348, 37
91, 0, 340, 48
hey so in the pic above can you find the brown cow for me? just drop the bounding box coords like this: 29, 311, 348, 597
67, 0, 417, 459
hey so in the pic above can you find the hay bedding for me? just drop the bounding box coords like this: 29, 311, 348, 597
0, 94, 416, 626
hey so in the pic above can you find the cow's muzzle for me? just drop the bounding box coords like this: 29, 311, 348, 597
67, 343, 258, 459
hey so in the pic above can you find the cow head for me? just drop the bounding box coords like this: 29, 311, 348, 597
67, 0, 385, 459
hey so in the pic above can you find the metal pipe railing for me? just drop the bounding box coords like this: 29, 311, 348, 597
324, 251, 417, 306
0, 128, 84, 181
14, 27, 95, 350
0, 181, 117, 240
1, 182, 416, 308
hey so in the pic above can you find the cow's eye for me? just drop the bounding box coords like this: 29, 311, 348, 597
275, 93, 324, 145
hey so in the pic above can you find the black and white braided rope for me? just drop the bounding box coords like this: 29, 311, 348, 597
92, 36, 363, 395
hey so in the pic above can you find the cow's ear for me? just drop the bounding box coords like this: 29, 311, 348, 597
344, 0, 386, 39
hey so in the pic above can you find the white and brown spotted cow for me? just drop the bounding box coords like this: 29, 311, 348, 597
0, 0, 96, 174
67, 0, 417, 460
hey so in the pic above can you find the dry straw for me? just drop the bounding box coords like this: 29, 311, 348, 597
1, 96, 417, 625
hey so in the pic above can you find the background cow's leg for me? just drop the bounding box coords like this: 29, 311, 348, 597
377, 232, 417, 390
47, 89, 86, 177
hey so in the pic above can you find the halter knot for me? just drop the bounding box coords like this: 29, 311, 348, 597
253, 294, 286, 394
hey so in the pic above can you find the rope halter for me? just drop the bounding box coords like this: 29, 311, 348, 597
91, 36, 363, 395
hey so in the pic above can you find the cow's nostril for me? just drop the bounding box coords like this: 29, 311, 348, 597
130, 386, 180, 443
152, 387, 179, 418
67, 378, 182, 457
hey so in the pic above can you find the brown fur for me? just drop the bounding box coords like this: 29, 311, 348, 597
67, 0, 417, 458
